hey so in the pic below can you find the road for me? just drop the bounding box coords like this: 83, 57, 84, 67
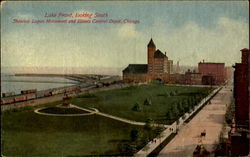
157, 85, 232, 157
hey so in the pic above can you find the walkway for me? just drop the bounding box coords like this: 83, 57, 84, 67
74, 105, 168, 127
34, 104, 167, 127
157, 85, 232, 157
135, 86, 223, 157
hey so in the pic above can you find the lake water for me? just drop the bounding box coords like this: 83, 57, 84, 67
1, 74, 78, 95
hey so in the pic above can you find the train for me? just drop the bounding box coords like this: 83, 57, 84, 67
1, 85, 83, 105
2, 92, 15, 97
1, 77, 120, 105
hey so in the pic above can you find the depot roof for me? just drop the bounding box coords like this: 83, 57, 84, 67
122, 64, 147, 74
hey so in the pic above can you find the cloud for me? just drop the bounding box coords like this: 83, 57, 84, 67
117, 24, 140, 38
141, 16, 249, 66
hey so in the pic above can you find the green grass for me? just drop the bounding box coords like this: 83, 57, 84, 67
1, 83, 213, 156
2, 106, 159, 156
38, 106, 89, 114
71, 83, 213, 124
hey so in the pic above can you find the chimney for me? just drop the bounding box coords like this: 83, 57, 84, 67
203, 59, 204, 63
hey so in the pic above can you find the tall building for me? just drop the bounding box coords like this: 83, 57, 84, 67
233, 48, 249, 128
167, 60, 173, 74
123, 38, 173, 83
176, 61, 180, 73
198, 61, 225, 85
228, 48, 249, 156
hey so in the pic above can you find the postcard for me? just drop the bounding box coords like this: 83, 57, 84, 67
1, 1, 249, 157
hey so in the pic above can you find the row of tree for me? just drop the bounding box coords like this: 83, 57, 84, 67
165, 95, 204, 124
118, 119, 164, 155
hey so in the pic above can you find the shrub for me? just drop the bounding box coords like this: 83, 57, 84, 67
130, 129, 139, 142
144, 98, 152, 106
132, 103, 141, 112
169, 91, 175, 96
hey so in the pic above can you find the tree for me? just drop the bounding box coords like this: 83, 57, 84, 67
132, 103, 141, 112
130, 129, 139, 142
155, 127, 164, 143
119, 142, 137, 155
170, 105, 179, 119
143, 98, 152, 106
144, 118, 153, 131
177, 102, 184, 115
170, 91, 175, 96
166, 110, 173, 123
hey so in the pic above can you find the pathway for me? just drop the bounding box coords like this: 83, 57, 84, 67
157, 85, 232, 157
135, 86, 223, 157
74, 105, 168, 127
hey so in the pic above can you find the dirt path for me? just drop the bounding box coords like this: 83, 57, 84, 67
157, 85, 232, 157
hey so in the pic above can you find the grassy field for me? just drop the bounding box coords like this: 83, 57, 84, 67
38, 106, 89, 114
2, 106, 159, 156
71, 83, 213, 124
2, 83, 213, 156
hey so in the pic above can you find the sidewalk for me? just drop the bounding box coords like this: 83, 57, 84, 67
157, 86, 232, 157
135, 86, 223, 157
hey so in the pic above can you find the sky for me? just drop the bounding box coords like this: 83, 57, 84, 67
1, 1, 249, 74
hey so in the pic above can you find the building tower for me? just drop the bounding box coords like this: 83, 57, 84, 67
147, 38, 156, 73
176, 61, 180, 73
234, 48, 249, 128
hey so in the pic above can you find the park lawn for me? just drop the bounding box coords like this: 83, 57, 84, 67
71, 83, 213, 124
38, 106, 89, 114
2, 107, 158, 156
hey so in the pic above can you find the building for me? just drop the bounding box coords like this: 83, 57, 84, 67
123, 39, 173, 83
198, 61, 226, 85
233, 48, 249, 128
184, 69, 202, 85
228, 48, 249, 156
122, 64, 147, 83
123, 39, 226, 85
167, 60, 173, 74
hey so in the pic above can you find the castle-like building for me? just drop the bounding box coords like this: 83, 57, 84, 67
123, 38, 228, 85
123, 38, 173, 83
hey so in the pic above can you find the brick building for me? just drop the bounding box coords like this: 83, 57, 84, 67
198, 62, 226, 85
123, 39, 173, 83
123, 39, 227, 85
228, 48, 249, 156
233, 48, 249, 128
184, 69, 202, 85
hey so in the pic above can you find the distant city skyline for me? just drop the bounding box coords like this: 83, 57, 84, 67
1, 1, 249, 71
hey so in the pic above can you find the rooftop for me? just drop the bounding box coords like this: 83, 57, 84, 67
122, 64, 147, 74
240, 48, 249, 52
154, 49, 167, 58
198, 62, 225, 65
147, 38, 156, 48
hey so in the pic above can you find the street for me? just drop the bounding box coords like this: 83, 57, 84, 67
157, 85, 232, 157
